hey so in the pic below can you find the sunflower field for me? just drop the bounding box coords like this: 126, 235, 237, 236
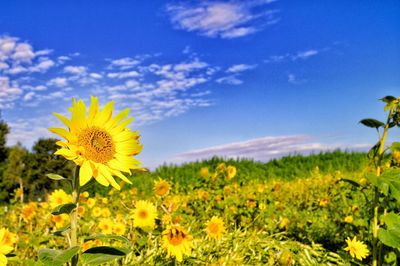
1, 96, 400, 265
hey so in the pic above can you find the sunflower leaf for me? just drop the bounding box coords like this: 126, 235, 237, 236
81, 246, 130, 265
38, 246, 80, 266
51, 203, 76, 215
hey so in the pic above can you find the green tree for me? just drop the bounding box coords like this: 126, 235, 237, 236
25, 138, 73, 200
2, 143, 28, 202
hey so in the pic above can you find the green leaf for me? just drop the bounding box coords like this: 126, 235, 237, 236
53, 225, 71, 237
81, 246, 130, 265
46, 174, 66, 181
382, 213, 400, 230
368, 141, 381, 159
51, 203, 76, 215
378, 228, 400, 249
359, 118, 385, 129
380, 96, 397, 103
38, 246, 80, 266
84, 234, 130, 245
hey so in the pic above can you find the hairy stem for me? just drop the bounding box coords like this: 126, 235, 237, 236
70, 166, 80, 266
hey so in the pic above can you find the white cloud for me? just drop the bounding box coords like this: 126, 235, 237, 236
0, 76, 22, 108
265, 49, 320, 63
294, 49, 319, 60
48, 77, 68, 87
166, 1, 278, 39
109, 57, 140, 69
171, 135, 369, 164
64, 65, 87, 75
226, 64, 257, 73
107, 70, 140, 79
216, 75, 243, 85
30, 59, 55, 72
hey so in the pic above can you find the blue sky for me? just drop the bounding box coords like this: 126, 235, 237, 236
0, 1, 399, 169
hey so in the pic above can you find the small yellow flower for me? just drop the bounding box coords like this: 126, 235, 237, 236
101, 198, 108, 204
216, 163, 226, 173
344, 237, 369, 260
98, 219, 113, 234
92, 207, 102, 217
257, 184, 265, 193
154, 179, 171, 197
359, 178, 368, 186
226, 165, 237, 180
344, 216, 353, 224
52, 214, 69, 228
101, 208, 111, 217
112, 222, 126, 235
279, 218, 290, 230
319, 198, 329, 207
259, 203, 266, 210
78, 206, 86, 216
132, 200, 157, 229
205, 216, 225, 240
21, 202, 37, 222
200, 167, 210, 178
86, 198, 96, 209
49, 189, 72, 209
162, 225, 193, 262
49, 96, 143, 190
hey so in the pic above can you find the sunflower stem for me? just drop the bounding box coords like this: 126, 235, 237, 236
70, 165, 80, 266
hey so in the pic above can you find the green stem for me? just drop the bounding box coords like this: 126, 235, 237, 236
70, 166, 80, 266
372, 108, 393, 266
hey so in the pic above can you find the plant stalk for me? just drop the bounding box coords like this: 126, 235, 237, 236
372, 108, 393, 266
70, 166, 80, 266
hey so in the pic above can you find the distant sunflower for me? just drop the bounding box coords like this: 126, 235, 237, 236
205, 216, 225, 240
162, 225, 193, 262
154, 179, 171, 197
48, 189, 71, 209
226, 165, 237, 180
49, 96, 143, 190
132, 200, 157, 229
344, 236, 369, 261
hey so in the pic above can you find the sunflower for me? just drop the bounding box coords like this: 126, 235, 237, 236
132, 200, 157, 229
205, 216, 225, 240
112, 222, 126, 235
154, 179, 171, 197
344, 236, 369, 260
226, 165, 237, 180
162, 225, 193, 262
0, 228, 15, 266
98, 219, 113, 234
48, 189, 72, 209
49, 96, 143, 190
199, 167, 210, 178
21, 202, 37, 222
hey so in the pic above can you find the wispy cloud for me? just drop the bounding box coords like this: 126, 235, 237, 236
166, 1, 279, 39
265, 49, 320, 63
226, 64, 257, 73
171, 135, 369, 164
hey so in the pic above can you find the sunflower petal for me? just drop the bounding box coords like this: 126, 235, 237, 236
80, 160, 93, 186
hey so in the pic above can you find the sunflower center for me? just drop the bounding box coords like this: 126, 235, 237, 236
78, 127, 115, 163
138, 210, 148, 219
208, 223, 220, 234
168, 229, 185, 245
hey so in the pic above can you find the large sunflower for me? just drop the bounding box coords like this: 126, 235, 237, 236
49, 96, 143, 190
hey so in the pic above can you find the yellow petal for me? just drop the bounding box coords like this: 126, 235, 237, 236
94, 100, 114, 126
0, 253, 8, 265
98, 164, 120, 190
109, 168, 132, 184
54, 148, 78, 159
107, 159, 131, 173
80, 160, 93, 186
87, 96, 99, 125
53, 112, 71, 127
49, 127, 77, 142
